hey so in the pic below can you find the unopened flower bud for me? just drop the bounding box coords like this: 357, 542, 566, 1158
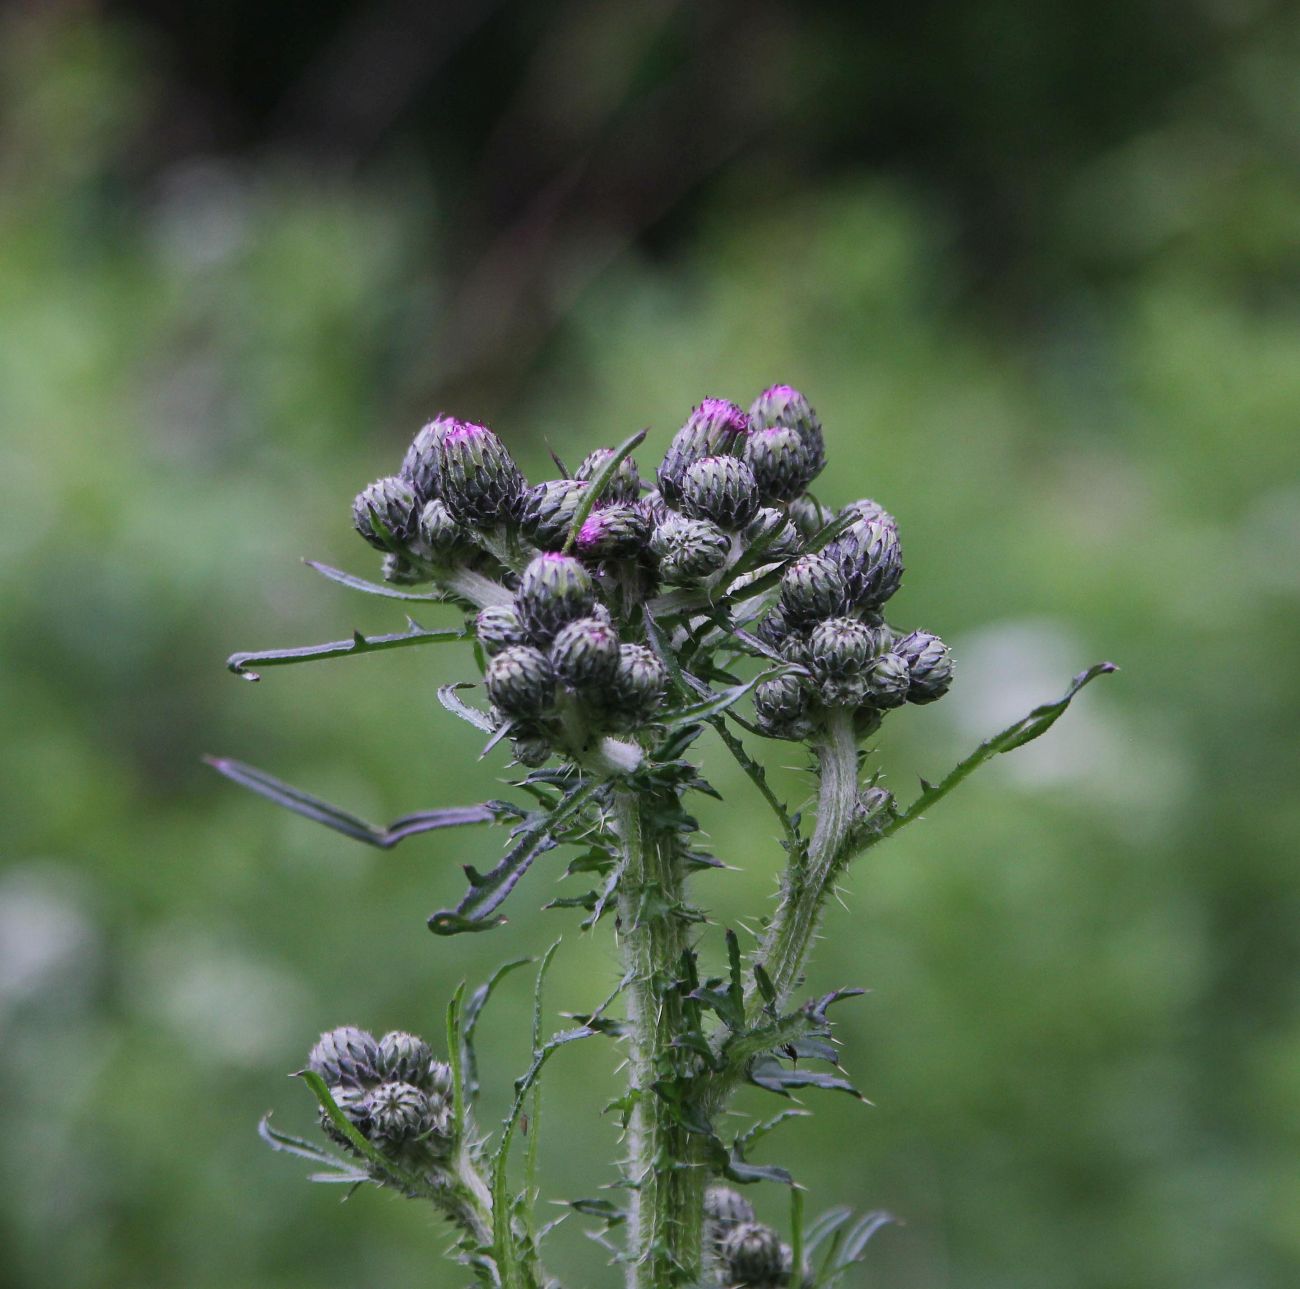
828, 518, 903, 608
382, 553, 425, 585
518, 478, 589, 549
788, 493, 835, 540
425, 1061, 454, 1097
753, 673, 815, 740
639, 490, 671, 528
840, 497, 897, 532
365, 1081, 430, 1145
434, 421, 526, 527
320, 1083, 371, 1147
746, 424, 815, 502
418, 498, 469, 559
575, 448, 642, 505
602, 644, 669, 731
680, 455, 761, 530
657, 398, 750, 501
515, 553, 598, 644
309, 1026, 380, 1089
749, 383, 825, 482
550, 616, 621, 690
818, 675, 869, 708
377, 1032, 434, 1086
865, 651, 910, 709
719, 1221, 790, 1288
893, 629, 954, 704
510, 733, 553, 767
780, 553, 848, 622
576, 504, 649, 559
475, 604, 528, 655
704, 1184, 756, 1235
854, 785, 895, 829
400, 416, 455, 503
808, 617, 877, 680
742, 508, 801, 561
484, 645, 556, 719
650, 515, 731, 583
353, 476, 418, 551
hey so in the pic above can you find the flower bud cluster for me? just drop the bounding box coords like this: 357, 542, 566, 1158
476, 553, 670, 762
307, 1026, 456, 1168
752, 495, 953, 738
704, 1186, 797, 1288
349, 385, 951, 753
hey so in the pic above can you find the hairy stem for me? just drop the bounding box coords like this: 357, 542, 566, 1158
752, 706, 861, 1015
614, 788, 706, 1289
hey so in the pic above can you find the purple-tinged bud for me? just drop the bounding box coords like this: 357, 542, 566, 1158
746, 424, 815, 502
657, 398, 750, 502
433, 420, 526, 527
649, 515, 731, 584
474, 604, 527, 656
780, 552, 849, 622
893, 629, 954, 704
574, 448, 642, 505
828, 518, 903, 608
518, 478, 589, 549
426, 1061, 454, 1098
753, 673, 815, 741
840, 497, 897, 531
749, 383, 825, 482
743, 508, 802, 561
353, 476, 419, 551
484, 645, 556, 719
788, 493, 835, 541
365, 1081, 431, 1145
376, 1032, 434, 1086
382, 553, 426, 586
680, 455, 761, 530
550, 616, 621, 690
639, 490, 671, 528
400, 416, 456, 503
808, 616, 877, 680
515, 553, 598, 644
309, 1027, 380, 1089
755, 603, 796, 651
576, 504, 649, 559
865, 651, 910, 709
601, 644, 670, 731
418, 498, 470, 559
510, 733, 553, 767
719, 1221, 791, 1288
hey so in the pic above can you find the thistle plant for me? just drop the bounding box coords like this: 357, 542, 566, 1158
212, 386, 1113, 1288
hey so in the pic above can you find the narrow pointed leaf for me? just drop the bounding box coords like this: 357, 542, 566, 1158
438, 682, 497, 733
205, 756, 499, 848
227, 619, 464, 679
306, 559, 444, 601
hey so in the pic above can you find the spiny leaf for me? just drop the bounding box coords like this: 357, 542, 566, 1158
747, 1055, 864, 1100
205, 757, 501, 847
227, 618, 463, 679
461, 958, 535, 1102
428, 778, 604, 935
257, 1114, 358, 1171
438, 682, 496, 733
661, 666, 798, 730
561, 428, 647, 554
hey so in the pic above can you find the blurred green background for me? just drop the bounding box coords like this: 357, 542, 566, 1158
2, 3, 1298, 1286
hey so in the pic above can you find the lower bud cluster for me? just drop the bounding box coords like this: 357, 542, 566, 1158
476, 553, 670, 763
752, 503, 953, 739
307, 1026, 457, 1168
704, 1186, 799, 1288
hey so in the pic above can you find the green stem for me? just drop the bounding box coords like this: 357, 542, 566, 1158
751, 706, 860, 1015
614, 789, 706, 1289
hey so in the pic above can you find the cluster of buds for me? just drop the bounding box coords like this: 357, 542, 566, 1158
704, 1186, 799, 1288
307, 1026, 457, 1170
350, 384, 952, 759
752, 509, 953, 739
477, 552, 669, 763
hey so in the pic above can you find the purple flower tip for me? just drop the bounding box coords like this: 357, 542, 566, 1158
447, 420, 492, 443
